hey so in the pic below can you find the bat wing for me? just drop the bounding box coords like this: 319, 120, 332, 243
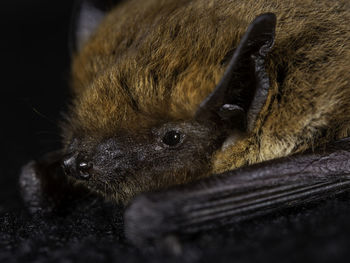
124, 138, 350, 246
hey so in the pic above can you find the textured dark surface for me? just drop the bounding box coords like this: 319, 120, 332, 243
1, 191, 350, 263
1, 1, 350, 263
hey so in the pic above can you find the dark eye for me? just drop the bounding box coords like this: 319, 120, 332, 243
162, 130, 182, 146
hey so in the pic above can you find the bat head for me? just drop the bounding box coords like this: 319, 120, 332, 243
62, 1, 276, 204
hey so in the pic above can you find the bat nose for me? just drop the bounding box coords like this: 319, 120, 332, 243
62, 153, 93, 180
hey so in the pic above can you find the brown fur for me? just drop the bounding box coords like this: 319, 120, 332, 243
65, 0, 350, 202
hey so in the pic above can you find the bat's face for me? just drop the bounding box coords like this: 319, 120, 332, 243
62, 53, 228, 204
62, 114, 224, 203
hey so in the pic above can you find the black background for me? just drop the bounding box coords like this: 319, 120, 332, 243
1, 1, 350, 263
1, 1, 72, 211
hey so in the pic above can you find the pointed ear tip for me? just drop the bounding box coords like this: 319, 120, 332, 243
258, 13, 277, 20
254, 13, 277, 26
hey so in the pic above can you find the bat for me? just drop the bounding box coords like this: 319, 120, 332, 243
20, 0, 350, 245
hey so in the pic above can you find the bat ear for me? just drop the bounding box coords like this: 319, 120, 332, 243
195, 13, 276, 132
70, 0, 111, 54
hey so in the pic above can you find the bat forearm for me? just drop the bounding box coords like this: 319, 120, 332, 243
124, 138, 350, 245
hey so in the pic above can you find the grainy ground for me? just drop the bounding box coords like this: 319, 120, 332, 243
1, 190, 350, 263
1, 1, 350, 262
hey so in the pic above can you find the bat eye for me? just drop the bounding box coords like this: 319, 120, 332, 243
162, 130, 182, 146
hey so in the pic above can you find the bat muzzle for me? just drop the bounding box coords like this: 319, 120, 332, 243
62, 153, 94, 180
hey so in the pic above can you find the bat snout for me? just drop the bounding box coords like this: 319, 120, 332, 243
62, 152, 94, 181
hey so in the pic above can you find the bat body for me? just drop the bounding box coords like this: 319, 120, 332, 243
63, 0, 350, 202
20, 0, 350, 244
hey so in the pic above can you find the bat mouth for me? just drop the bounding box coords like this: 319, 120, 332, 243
61, 158, 132, 200
64, 168, 116, 197
74, 174, 138, 204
